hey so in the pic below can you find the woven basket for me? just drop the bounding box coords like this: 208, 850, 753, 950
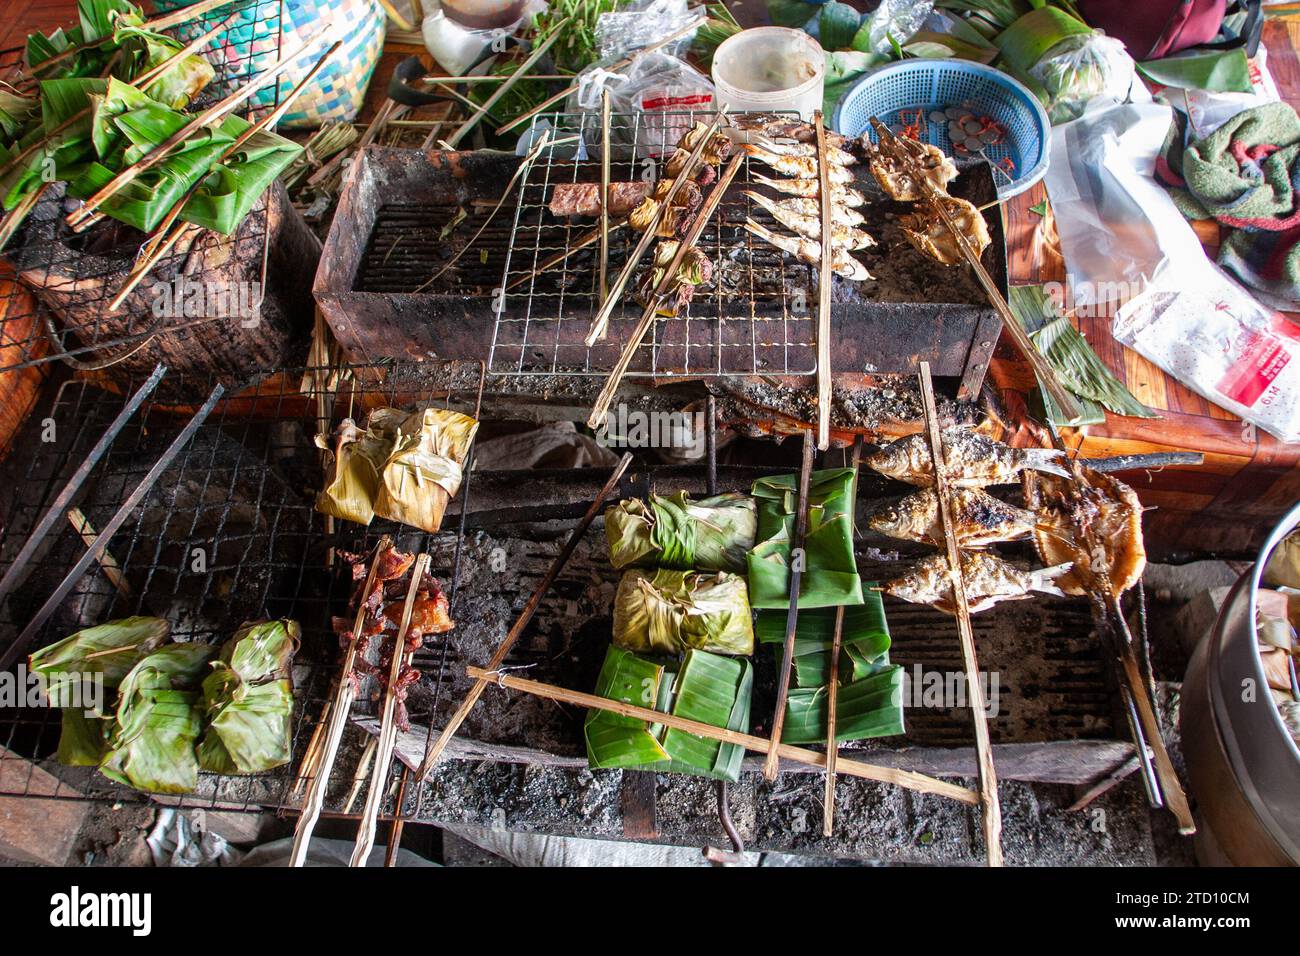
153, 0, 387, 129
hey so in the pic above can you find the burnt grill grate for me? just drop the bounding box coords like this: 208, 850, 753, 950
489, 110, 820, 378
0, 0, 286, 379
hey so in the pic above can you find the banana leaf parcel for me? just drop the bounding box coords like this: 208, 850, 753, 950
373, 407, 479, 533
748, 468, 864, 609
779, 666, 906, 745
315, 410, 404, 526
584, 645, 752, 782
605, 491, 756, 573
755, 588, 892, 688
612, 568, 755, 656
100, 642, 215, 794
197, 619, 298, 775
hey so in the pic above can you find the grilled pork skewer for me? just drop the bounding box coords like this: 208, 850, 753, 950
742, 144, 855, 183
742, 191, 866, 226
745, 191, 875, 250
884, 551, 1072, 615
749, 136, 858, 167
751, 172, 867, 207
744, 219, 872, 281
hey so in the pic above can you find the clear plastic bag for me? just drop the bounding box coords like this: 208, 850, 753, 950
569, 51, 714, 158
595, 0, 697, 60
1030, 31, 1135, 124
858, 0, 932, 55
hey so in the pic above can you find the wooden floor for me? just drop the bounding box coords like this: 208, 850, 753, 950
2, 0, 1298, 556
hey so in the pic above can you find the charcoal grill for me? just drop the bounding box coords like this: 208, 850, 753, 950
315, 111, 1007, 396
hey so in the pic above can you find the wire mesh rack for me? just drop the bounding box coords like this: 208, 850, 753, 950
488, 110, 819, 379
0, 0, 290, 382
0, 364, 480, 819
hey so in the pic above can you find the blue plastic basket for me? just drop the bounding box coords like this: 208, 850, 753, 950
833, 59, 1050, 200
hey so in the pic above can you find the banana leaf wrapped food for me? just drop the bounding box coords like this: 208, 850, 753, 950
612, 568, 754, 656
28, 616, 170, 765
605, 491, 756, 573
316, 406, 479, 533
197, 619, 298, 775
100, 642, 216, 794
748, 468, 864, 609
584, 645, 752, 782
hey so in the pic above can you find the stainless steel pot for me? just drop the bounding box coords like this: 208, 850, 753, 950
1181, 501, 1300, 865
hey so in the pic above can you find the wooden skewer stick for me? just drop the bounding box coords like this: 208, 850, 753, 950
416, 453, 634, 781
583, 114, 724, 349
869, 119, 1082, 423
599, 88, 611, 306
66, 507, 131, 597
67, 25, 335, 230
586, 146, 740, 429
823, 435, 863, 836
918, 361, 1003, 866
290, 535, 393, 868
813, 110, 834, 452
28, 0, 232, 75
350, 552, 431, 867
442, 17, 571, 149
342, 736, 378, 815
467, 667, 980, 806
764, 428, 815, 782
108, 40, 343, 310
496, 16, 707, 135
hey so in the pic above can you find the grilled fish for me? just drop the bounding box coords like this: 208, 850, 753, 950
745, 191, 875, 250
742, 144, 855, 183
866, 428, 1070, 487
1023, 466, 1146, 598
752, 172, 867, 207
900, 196, 991, 266
869, 487, 1037, 547
884, 551, 1071, 615
749, 136, 858, 167
744, 219, 873, 281
742, 191, 866, 226
730, 114, 849, 148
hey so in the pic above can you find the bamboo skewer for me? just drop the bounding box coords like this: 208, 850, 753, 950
351, 552, 431, 867
869, 119, 1082, 423
823, 435, 863, 836
598, 88, 611, 306
343, 736, 378, 814
582, 115, 723, 350
107, 41, 343, 310
67, 25, 336, 231
813, 111, 833, 452
66, 508, 131, 597
764, 428, 815, 782
466, 667, 980, 806
416, 453, 634, 782
586, 146, 740, 429
496, 16, 707, 135
290, 535, 393, 868
442, 17, 571, 149
918, 361, 1003, 866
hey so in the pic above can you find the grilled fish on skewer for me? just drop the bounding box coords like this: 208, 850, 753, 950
901, 196, 991, 265
742, 191, 866, 226
749, 136, 858, 167
866, 427, 1070, 487
741, 144, 855, 183
863, 137, 958, 200
744, 219, 873, 281
744, 191, 875, 250
884, 551, 1071, 615
1023, 466, 1146, 598
869, 487, 1037, 547
730, 114, 849, 147
751, 172, 867, 207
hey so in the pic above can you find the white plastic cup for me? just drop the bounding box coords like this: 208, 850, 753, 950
711, 28, 825, 122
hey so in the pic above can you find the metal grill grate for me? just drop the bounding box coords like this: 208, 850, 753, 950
0, 0, 286, 379
489, 110, 819, 378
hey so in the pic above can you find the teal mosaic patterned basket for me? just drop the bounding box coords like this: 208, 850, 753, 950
153, 0, 387, 128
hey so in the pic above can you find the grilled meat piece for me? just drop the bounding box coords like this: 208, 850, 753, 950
869, 487, 1037, 547
866, 428, 1070, 487
743, 219, 872, 281
1023, 466, 1146, 598
548, 181, 650, 218
900, 196, 992, 266
884, 551, 1071, 615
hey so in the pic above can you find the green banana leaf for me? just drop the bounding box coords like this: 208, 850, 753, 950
0, 90, 37, 141
605, 491, 756, 573
748, 467, 864, 610
584, 646, 751, 782
612, 568, 755, 656
820, 1, 863, 51
180, 117, 302, 235
114, 27, 215, 110
1138, 48, 1253, 94
196, 620, 298, 774
28, 0, 147, 79
756, 589, 892, 687
56, 708, 111, 766
28, 616, 170, 700
780, 665, 905, 744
